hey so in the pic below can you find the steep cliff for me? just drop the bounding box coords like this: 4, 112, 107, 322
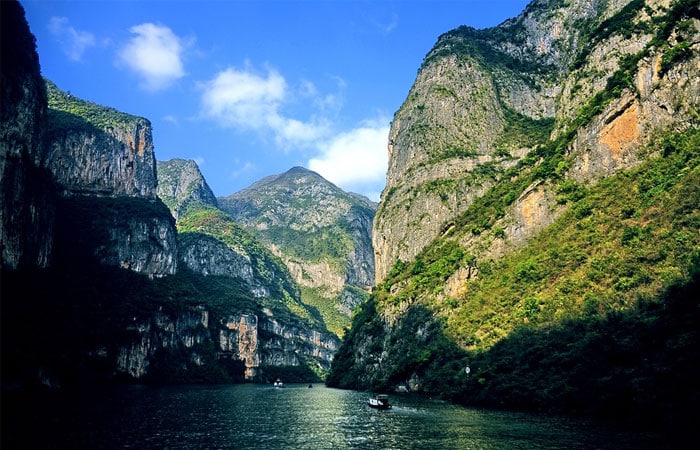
156, 159, 341, 379
0, 0, 54, 271
332, 0, 700, 432
218, 167, 376, 336
45, 80, 157, 198
44, 81, 178, 278
374, 0, 699, 282
1, 3, 335, 388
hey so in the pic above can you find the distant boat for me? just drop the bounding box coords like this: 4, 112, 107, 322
368, 394, 391, 410
274, 379, 284, 388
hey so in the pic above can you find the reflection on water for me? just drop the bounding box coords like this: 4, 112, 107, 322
3, 384, 665, 449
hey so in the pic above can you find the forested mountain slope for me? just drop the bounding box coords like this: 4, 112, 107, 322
330, 0, 699, 434
219, 167, 376, 337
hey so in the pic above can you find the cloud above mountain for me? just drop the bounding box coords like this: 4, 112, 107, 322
309, 121, 389, 200
118, 23, 186, 91
198, 64, 330, 148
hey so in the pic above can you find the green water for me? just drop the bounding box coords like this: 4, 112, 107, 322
3, 384, 665, 449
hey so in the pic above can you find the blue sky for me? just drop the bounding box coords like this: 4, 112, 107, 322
21, 0, 530, 201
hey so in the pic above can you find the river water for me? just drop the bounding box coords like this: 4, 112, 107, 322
4, 383, 665, 449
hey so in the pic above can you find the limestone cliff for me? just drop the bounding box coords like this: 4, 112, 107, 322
117, 305, 339, 381
43, 81, 177, 277
218, 167, 376, 336
155, 159, 341, 378
373, 0, 699, 282
331, 0, 700, 429
0, 0, 53, 271
45, 81, 157, 198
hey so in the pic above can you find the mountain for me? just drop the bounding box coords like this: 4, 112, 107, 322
1, 2, 338, 388
157, 158, 219, 220
44, 79, 179, 277
157, 158, 341, 380
330, 0, 699, 434
218, 166, 376, 337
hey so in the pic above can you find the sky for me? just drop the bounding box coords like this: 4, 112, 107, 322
21, 0, 531, 201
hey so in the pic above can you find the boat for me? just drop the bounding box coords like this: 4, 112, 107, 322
368, 394, 391, 410
273, 379, 284, 388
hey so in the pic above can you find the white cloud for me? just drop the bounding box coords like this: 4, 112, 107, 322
308, 120, 389, 200
48, 17, 96, 62
199, 66, 328, 147
118, 23, 185, 91
199, 64, 387, 199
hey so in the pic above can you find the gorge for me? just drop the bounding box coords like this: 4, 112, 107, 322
2, 0, 699, 439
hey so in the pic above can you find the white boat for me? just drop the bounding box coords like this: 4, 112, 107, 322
368, 394, 391, 410
273, 379, 284, 388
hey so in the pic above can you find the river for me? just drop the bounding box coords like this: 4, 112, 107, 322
3, 383, 666, 449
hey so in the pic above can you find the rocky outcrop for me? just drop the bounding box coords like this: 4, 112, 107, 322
0, 0, 54, 271
157, 159, 218, 220
178, 233, 269, 297
118, 307, 210, 378
218, 312, 339, 379
105, 211, 177, 276
116, 306, 339, 382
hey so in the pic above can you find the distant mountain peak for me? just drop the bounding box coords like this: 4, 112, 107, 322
218, 165, 377, 337
157, 158, 218, 220
285, 166, 317, 175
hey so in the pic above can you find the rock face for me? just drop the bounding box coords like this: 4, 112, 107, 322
218, 167, 376, 336
45, 81, 158, 198
117, 307, 211, 379
156, 160, 341, 379
178, 232, 270, 297
373, 0, 700, 282
117, 307, 340, 381
0, 0, 53, 271
332, 0, 700, 401
219, 312, 338, 379
43, 81, 178, 277
157, 158, 218, 219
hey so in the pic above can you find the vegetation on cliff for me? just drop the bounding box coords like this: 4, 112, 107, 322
218, 167, 375, 337
176, 207, 321, 326
330, 126, 700, 432
45, 79, 148, 137
331, 0, 700, 434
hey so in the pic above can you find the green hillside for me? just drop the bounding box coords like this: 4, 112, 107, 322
176, 207, 324, 329
329, 0, 700, 434
330, 125, 699, 428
